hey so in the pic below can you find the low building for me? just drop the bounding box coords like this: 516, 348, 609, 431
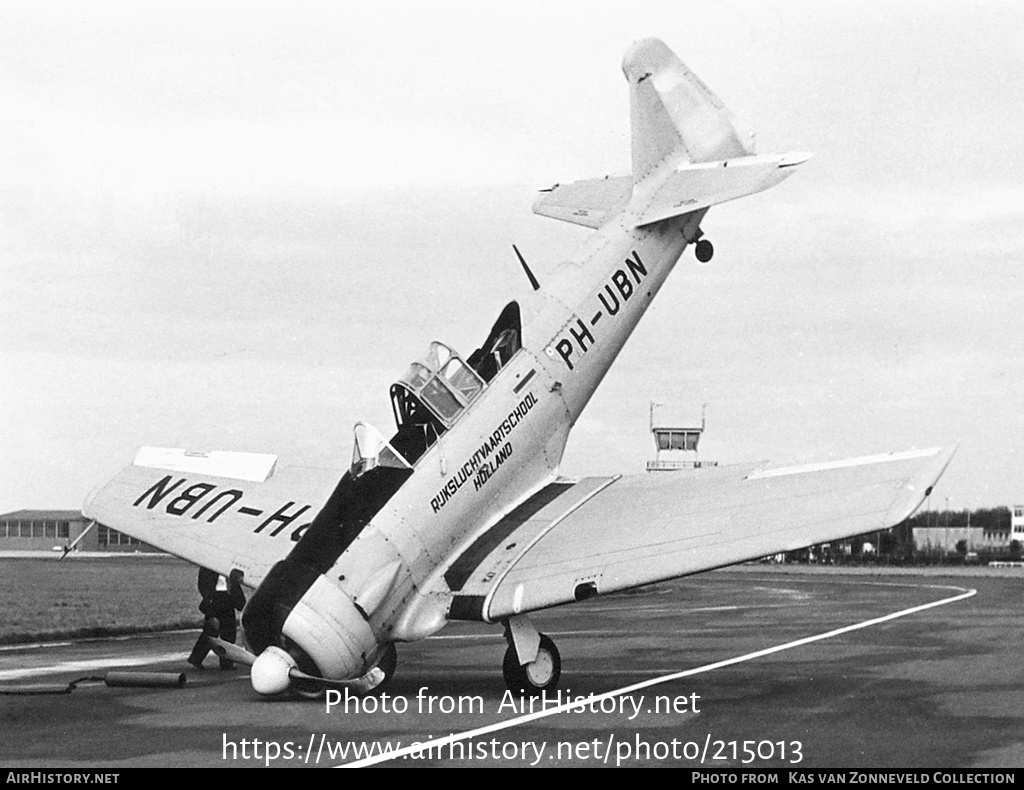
911, 525, 995, 554
0, 509, 159, 553
912, 515, 1014, 555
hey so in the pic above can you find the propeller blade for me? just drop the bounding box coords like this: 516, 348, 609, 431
206, 637, 258, 667
288, 665, 385, 694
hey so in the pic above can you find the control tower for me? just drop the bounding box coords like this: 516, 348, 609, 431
646, 402, 718, 472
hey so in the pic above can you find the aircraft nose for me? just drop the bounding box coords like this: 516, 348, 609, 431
242, 558, 380, 694
242, 559, 320, 655
251, 646, 297, 696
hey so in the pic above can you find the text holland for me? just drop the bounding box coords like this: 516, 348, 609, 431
430, 392, 537, 513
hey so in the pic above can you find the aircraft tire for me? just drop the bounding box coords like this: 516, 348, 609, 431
695, 239, 714, 262
503, 634, 561, 695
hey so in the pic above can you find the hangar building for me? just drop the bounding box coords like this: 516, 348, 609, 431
0, 510, 158, 553
912, 507, 1019, 555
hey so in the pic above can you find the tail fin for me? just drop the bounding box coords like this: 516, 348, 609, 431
532, 39, 809, 230
623, 38, 755, 182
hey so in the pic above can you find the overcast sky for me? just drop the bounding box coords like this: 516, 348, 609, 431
2, 1, 1022, 515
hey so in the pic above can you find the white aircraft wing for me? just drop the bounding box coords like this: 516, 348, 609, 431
446, 447, 955, 623
82, 448, 338, 586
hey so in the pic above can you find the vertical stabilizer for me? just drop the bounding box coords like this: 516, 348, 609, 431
623, 38, 755, 183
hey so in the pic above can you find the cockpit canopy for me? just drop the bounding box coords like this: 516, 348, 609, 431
388, 301, 522, 466
350, 421, 411, 479
397, 342, 484, 426
275, 302, 523, 597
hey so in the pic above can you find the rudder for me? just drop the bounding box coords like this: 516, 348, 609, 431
622, 38, 755, 183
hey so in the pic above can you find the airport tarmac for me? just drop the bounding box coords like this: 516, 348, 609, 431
2, 568, 1023, 768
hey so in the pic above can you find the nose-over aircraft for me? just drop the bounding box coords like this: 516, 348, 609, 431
84, 39, 954, 698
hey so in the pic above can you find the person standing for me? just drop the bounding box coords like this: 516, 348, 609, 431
188, 567, 245, 670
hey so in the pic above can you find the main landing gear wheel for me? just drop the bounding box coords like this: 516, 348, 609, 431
695, 239, 714, 263
503, 634, 561, 695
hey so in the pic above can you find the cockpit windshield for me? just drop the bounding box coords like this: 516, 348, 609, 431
396, 342, 483, 427
387, 302, 522, 466
278, 304, 523, 583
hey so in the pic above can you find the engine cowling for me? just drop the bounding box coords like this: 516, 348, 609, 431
242, 559, 378, 694
280, 573, 377, 678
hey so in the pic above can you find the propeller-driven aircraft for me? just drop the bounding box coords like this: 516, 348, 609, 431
84, 39, 954, 698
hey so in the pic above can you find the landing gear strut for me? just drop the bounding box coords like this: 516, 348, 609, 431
501, 615, 561, 695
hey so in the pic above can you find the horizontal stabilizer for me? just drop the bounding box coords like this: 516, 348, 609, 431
533, 39, 809, 229
532, 175, 632, 229
633, 152, 812, 227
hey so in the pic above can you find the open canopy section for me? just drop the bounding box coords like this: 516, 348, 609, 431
389, 342, 483, 465
466, 301, 521, 382
350, 422, 412, 479
395, 342, 485, 427
388, 302, 522, 466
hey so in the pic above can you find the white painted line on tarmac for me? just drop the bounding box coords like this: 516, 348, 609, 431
339, 583, 976, 768
0, 628, 197, 653
0, 651, 188, 681
0, 641, 73, 652
578, 603, 805, 614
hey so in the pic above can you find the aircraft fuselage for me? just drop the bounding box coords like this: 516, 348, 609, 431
93, 38, 814, 695
310, 204, 702, 671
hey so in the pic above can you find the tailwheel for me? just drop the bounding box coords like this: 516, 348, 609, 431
503, 634, 561, 695
695, 239, 714, 263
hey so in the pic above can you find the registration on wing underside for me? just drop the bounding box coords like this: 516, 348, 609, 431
132, 474, 313, 540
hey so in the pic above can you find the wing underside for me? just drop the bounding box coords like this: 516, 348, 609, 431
83, 449, 338, 586
446, 447, 955, 623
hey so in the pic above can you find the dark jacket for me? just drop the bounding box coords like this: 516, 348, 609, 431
197, 567, 245, 615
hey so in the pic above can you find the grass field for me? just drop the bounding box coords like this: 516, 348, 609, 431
0, 557, 202, 644
6, 556, 1014, 647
